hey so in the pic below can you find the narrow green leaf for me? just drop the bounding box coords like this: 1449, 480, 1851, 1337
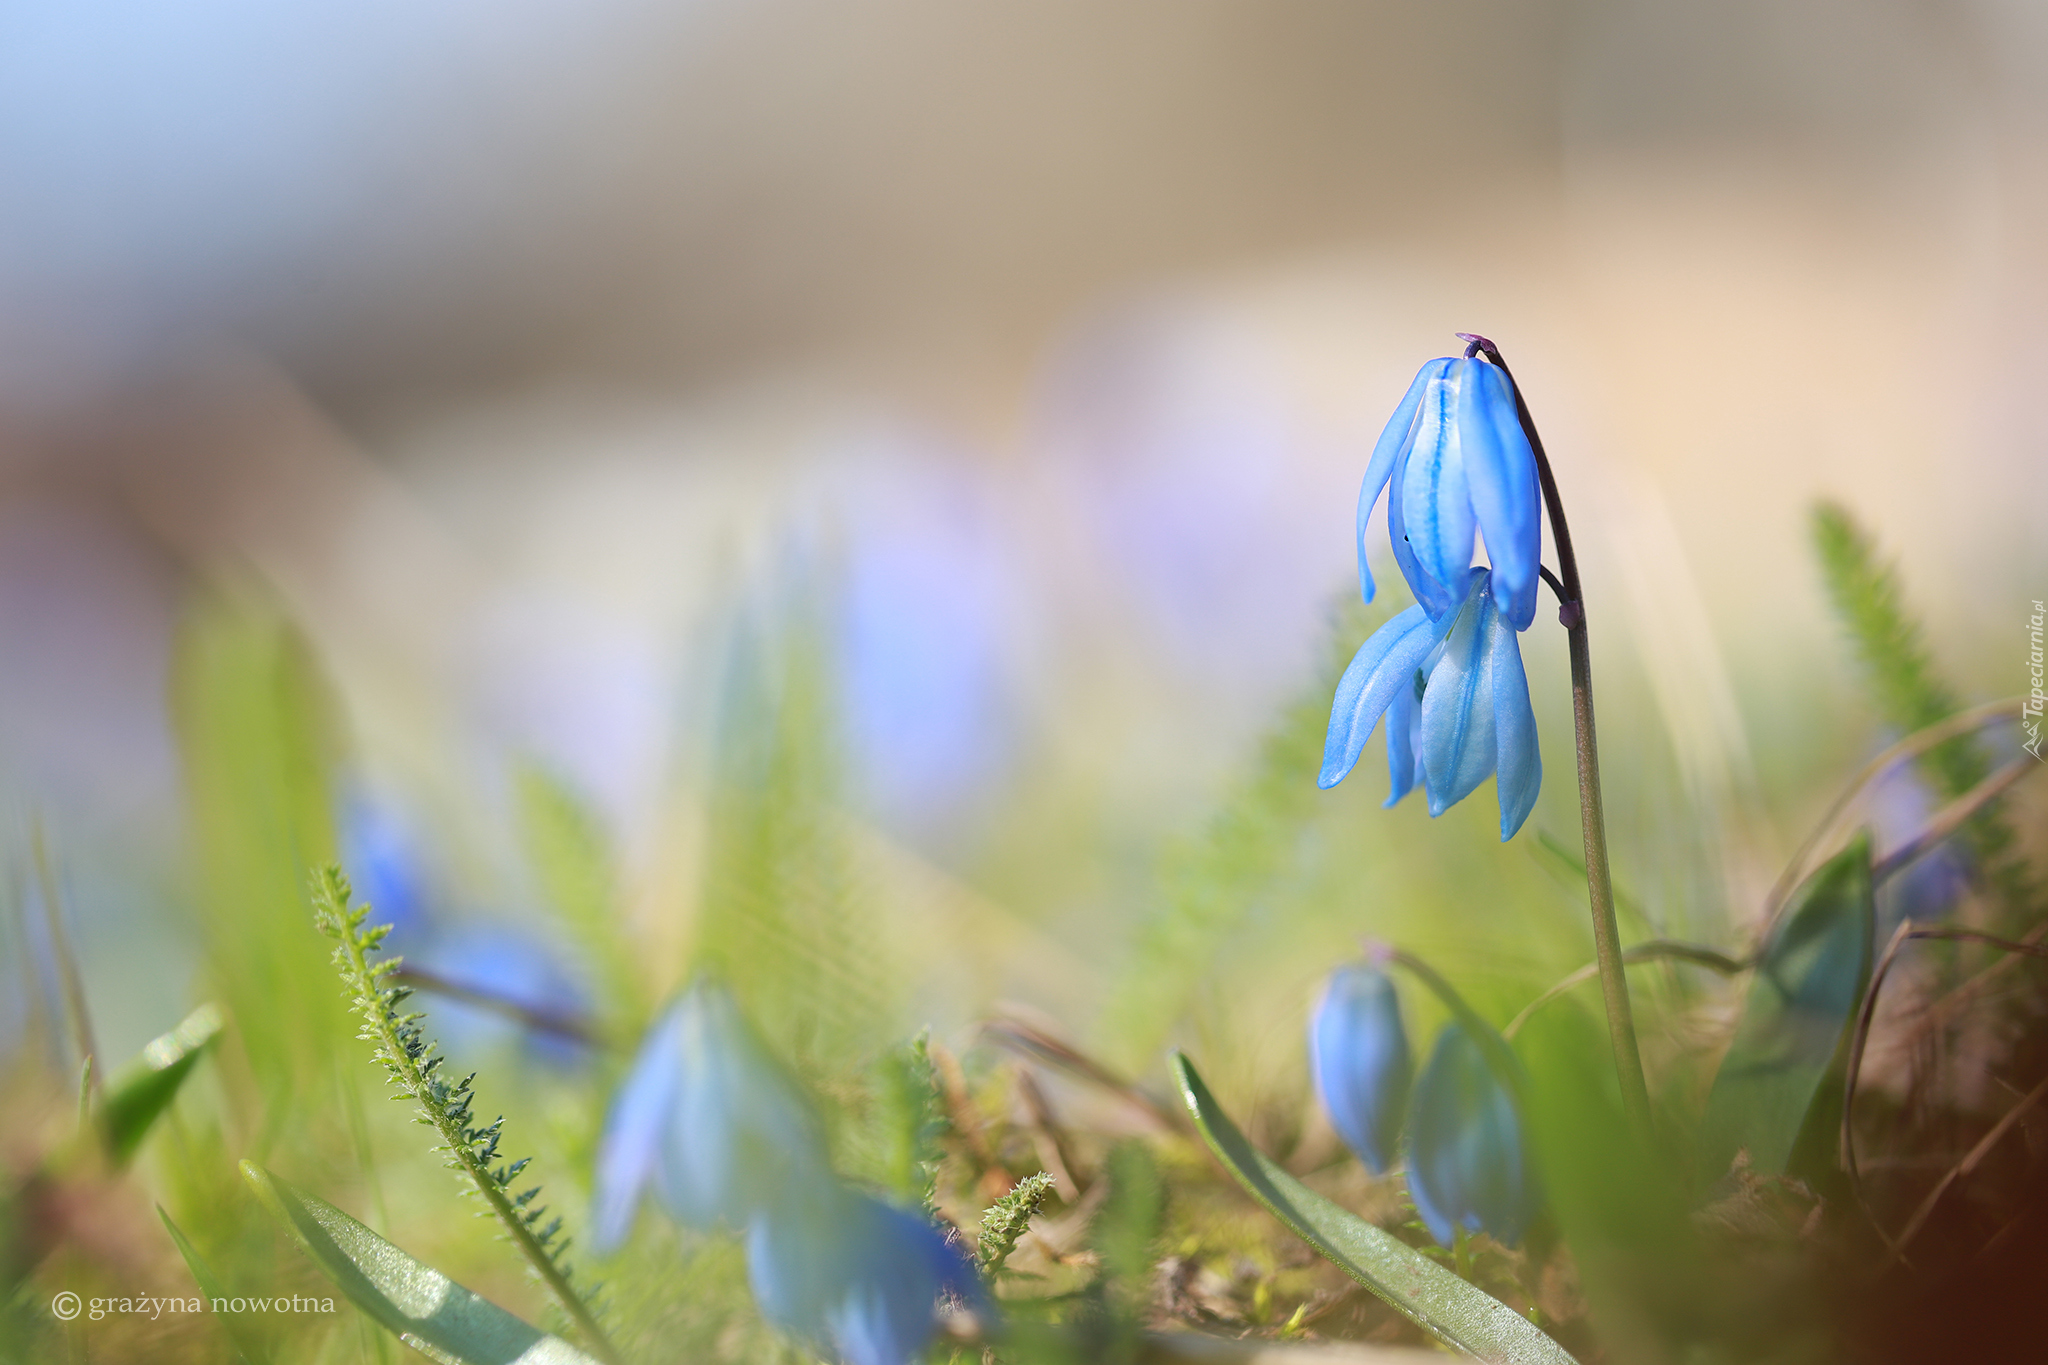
99, 1004, 226, 1165
1170, 1053, 1576, 1364
1698, 835, 1874, 1180
157, 1204, 268, 1365
240, 1161, 602, 1365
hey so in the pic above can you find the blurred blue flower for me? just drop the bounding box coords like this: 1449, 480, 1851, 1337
1309, 963, 1412, 1174
412, 921, 590, 1067
339, 788, 434, 944
748, 1189, 979, 1365
590, 980, 832, 1251
1406, 1024, 1536, 1249
1322, 569, 1541, 840
1356, 355, 1540, 630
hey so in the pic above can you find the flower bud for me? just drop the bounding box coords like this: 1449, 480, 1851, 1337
1309, 964, 1412, 1175
1406, 1023, 1536, 1248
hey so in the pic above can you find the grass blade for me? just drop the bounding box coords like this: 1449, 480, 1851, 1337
157, 1204, 268, 1365
100, 1004, 226, 1166
241, 1161, 602, 1365
1170, 1053, 1576, 1364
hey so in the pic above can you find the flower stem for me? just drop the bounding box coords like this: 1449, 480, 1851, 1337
1466, 338, 1653, 1140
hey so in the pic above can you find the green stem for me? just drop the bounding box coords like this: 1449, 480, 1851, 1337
322, 877, 618, 1362
1468, 339, 1652, 1140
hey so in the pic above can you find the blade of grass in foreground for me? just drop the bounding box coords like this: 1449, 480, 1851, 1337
158, 1205, 268, 1365
1171, 1054, 1576, 1365
242, 1162, 602, 1365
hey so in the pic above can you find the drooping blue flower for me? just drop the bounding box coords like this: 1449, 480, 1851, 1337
1406, 1023, 1537, 1249
1357, 356, 1541, 631
1309, 964, 1412, 1175
748, 1188, 981, 1365
1322, 569, 1541, 840
590, 980, 832, 1251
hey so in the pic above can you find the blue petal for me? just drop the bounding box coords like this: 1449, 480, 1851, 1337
1406, 1024, 1533, 1249
1489, 615, 1541, 840
590, 1000, 686, 1253
746, 1197, 849, 1346
1455, 360, 1542, 632
658, 981, 833, 1229
1309, 965, 1412, 1174
1396, 369, 1477, 600
1419, 572, 1498, 815
1386, 448, 1463, 621
1383, 666, 1424, 808
825, 1201, 958, 1365
1359, 358, 1453, 605
748, 1194, 963, 1365
1319, 606, 1441, 790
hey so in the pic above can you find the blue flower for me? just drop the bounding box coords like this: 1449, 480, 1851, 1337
748, 1188, 980, 1365
590, 981, 832, 1250
1356, 356, 1541, 630
1309, 964, 1412, 1174
1321, 569, 1541, 840
1406, 1023, 1536, 1249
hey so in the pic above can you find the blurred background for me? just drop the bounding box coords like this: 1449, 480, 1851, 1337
2, 0, 2044, 1089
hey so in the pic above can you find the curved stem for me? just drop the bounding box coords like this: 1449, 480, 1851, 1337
1501, 940, 1749, 1042
1761, 698, 2024, 929
1380, 946, 1527, 1099
1468, 339, 1651, 1138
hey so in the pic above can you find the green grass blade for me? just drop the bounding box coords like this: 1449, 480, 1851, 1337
157, 1204, 268, 1365
240, 1161, 603, 1365
1697, 835, 1874, 1180
99, 1004, 226, 1165
1170, 1053, 1576, 1364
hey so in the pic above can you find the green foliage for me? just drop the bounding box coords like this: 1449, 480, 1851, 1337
1096, 593, 1375, 1071
157, 1206, 268, 1365
689, 614, 891, 1078
169, 591, 345, 1115
866, 1032, 946, 1207
241, 1162, 602, 1365
1810, 503, 1981, 791
1172, 1052, 1579, 1363
978, 1171, 1054, 1272
311, 866, 615, 1361
98, 1004, 224, 1167
514, 762, 645, 1046
1698, 836, 1874, 1182
1095, 1141, 1163, 1294
1809, 502, 2030, 916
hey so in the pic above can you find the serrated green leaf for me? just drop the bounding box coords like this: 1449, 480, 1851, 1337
99, 1003, 226, 1165
240, 1161, 602, 1365
1698, 835, 1875, 1180
1171, 1053, 1576, 1365
158, 1204, 268, 1365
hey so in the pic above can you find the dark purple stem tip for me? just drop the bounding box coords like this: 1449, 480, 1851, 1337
1455, 332, 1496, 358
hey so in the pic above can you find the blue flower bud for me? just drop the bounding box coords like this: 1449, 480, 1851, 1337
591, 980, 832, 1250
1309, 964, 1412, 1174
748, 1189, 980, 1365
1406, 1023, 1537, 1249
1357, 355, 1541, 631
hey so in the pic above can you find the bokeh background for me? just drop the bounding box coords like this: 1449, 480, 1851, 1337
3, 0, 2044, 1100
